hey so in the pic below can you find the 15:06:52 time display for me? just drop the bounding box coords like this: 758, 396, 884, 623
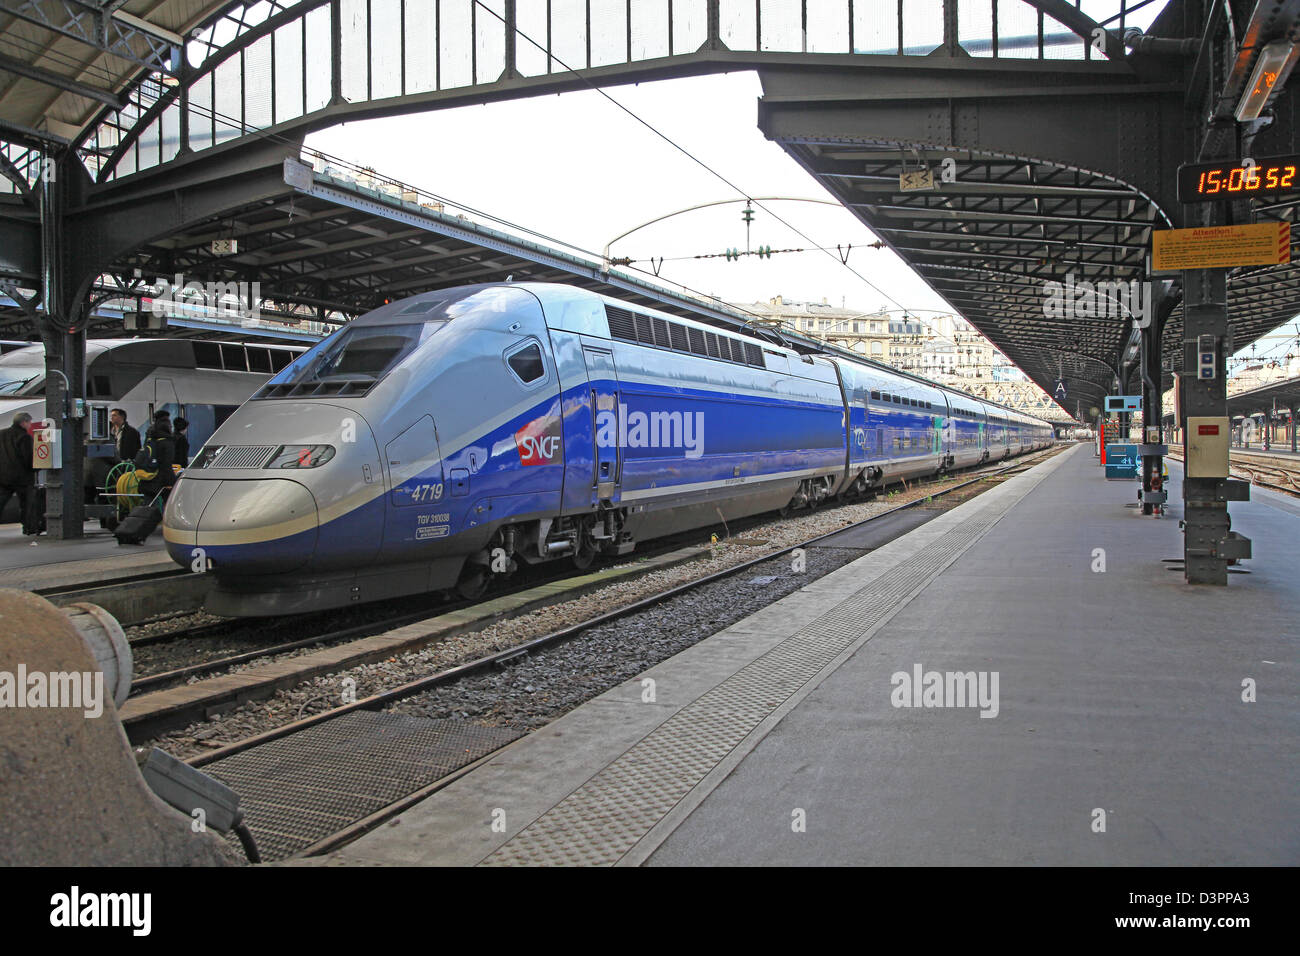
1178, 155, 1300, 202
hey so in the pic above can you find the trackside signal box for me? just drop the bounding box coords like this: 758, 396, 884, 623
1186, 416, 1230, 478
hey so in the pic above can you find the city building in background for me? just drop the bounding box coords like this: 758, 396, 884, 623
734, 295, 1064, 419
736, 296, 892, 360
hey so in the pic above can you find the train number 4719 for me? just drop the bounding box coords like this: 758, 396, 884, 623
410, 482, 444, 502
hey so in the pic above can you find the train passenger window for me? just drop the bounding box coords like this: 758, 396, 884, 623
652, 317, 670, 348
871, 390, 880, 400
193, 341, 223, 369
220, 343, 247, 371
247, 348, 272, 373
506, 342, 546, 384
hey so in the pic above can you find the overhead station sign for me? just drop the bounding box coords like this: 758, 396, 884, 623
1151, 222, 1290, 273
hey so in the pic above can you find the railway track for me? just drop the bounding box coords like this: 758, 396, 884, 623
141, 446, 1061, 862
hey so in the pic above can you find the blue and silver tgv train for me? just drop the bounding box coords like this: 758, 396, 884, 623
162, 283, 1053, 615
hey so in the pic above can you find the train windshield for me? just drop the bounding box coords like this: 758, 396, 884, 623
0, 365, 43, 395
266, 286, 539, 392
269, 322, 442, 387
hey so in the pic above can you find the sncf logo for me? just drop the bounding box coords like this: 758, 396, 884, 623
515, 415, 562, 466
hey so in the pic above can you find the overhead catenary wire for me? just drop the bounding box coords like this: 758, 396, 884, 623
469, 0, 958, 346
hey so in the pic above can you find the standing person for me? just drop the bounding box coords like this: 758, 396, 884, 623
138, 411, 177, 501
0, 411, 38, 535
172, 416, 190, 467
110, 408, 141, 465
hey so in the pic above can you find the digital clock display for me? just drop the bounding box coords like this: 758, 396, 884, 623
1178, 155, 1300, 203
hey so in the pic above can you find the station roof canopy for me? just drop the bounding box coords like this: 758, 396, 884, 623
0, 153, 765, 340
1226, 375, 1300, 418
0, 1, 238, 146
765, 128, 1300, 425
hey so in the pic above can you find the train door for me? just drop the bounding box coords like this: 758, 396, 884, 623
582, 347, 621, 504
381, 415, 443, 562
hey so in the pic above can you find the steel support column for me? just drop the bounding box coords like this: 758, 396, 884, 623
37, 155, 87, 539
1179, 267, 1233, 585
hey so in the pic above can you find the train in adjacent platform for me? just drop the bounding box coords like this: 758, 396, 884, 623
161, 283, 1053, 615
0, 338, 303, 521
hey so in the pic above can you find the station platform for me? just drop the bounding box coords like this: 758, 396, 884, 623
0, 521, 171, 592
1232, 444, 1300, 459
319, 444, 1300, 866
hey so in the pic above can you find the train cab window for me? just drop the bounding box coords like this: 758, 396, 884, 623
269, 322, 435, 391
506, 342, 546, 384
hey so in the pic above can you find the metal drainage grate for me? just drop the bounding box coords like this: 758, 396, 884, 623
204, 711, 522, 862
483, 507, 1001, 866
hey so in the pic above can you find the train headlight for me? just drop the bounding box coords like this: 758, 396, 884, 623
267, 444, 336, 469
190, 445, 223, 469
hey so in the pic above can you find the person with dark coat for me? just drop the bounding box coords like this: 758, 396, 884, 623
0, 411, 39, 535
138, 412, 177, 501
172, 417, 190, 468
110, 408, 141, 465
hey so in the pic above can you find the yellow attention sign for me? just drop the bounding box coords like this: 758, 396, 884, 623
1151, 221, 1290, 272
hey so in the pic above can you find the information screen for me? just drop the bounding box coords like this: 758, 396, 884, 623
1178, 155, 1300, 203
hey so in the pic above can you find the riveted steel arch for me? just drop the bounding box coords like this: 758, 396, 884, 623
70, 0, 1134, 184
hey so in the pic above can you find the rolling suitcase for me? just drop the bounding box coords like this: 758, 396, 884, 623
114, 504, 162, 545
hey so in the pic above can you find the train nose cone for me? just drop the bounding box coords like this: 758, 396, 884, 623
163, 476, 318, 574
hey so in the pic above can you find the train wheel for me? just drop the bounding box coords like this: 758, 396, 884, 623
571, 529, 597, 571
455, 565, 491, 601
